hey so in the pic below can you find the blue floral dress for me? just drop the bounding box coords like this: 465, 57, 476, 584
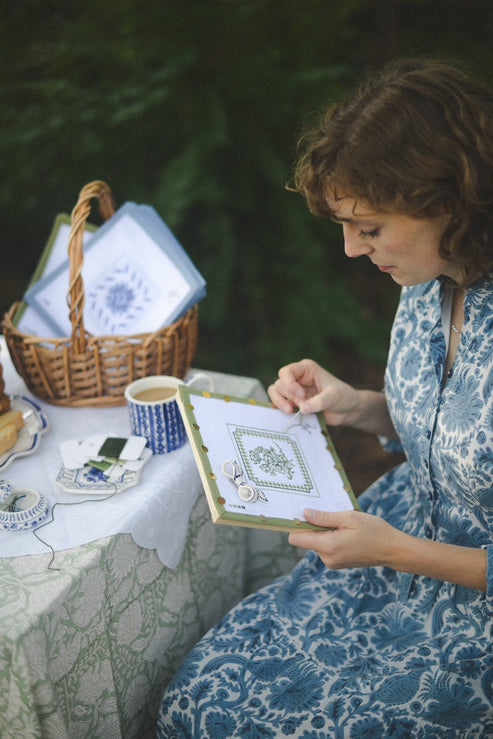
157, 278, 493, 738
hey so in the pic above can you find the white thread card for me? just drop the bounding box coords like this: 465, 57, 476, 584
177, 386, 358, 532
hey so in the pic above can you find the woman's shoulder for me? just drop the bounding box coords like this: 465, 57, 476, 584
467, 278, 493, 337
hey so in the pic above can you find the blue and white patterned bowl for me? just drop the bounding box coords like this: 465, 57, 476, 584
0, 480, 49, 531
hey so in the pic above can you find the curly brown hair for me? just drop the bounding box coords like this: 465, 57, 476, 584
292, 59, 493, 286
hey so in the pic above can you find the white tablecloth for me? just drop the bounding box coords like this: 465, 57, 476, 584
0, 338, 268, 566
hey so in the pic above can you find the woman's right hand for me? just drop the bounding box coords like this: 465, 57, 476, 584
267, 359, 361, 427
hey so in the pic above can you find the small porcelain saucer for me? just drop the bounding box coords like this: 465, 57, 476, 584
0, 480, 49, 530
56, 464, 142, 495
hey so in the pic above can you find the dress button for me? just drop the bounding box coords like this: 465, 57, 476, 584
425, 430, 431, 439
425, 526, 433, 539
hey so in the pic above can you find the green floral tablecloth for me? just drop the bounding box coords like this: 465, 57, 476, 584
0, 492, 300, 738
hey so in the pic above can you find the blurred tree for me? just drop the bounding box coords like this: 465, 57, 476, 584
0, 0, 492, 387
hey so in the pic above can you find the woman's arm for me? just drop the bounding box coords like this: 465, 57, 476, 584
342, 389, 398, 439
289, 509, 487, 592
268, 358, 398, 439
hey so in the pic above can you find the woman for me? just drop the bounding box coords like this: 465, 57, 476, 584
157, 59, 493, 737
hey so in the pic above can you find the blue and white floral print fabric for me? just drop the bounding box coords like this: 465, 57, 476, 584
157, 278, 493, 738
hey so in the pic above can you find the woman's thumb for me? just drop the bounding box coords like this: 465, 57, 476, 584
303, 508, 335, 528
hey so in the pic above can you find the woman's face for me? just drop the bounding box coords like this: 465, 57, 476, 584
326, 192, 460, 286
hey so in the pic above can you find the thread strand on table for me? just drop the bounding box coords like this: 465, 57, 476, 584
32, 485, 119, 570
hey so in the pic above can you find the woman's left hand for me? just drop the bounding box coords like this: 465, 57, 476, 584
289, 508, 402, 570
291, 508, 488, 591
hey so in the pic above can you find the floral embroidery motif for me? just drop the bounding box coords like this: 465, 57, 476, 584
87, 257, 158, 333
248, 443, 295, 480
229, 426, 314, 494
104, 282, 135, 314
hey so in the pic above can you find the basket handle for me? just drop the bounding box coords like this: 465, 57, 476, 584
67, 180, 116, 353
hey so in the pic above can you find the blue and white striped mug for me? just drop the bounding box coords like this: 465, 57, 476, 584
125, 374, 212, 454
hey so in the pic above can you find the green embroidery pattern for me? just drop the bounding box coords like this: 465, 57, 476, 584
249, 444, 295, 480
229, 426, 315, 495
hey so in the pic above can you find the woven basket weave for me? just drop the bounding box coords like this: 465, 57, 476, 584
2, 180, 198, 407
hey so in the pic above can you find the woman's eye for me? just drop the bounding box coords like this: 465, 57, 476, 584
359, 228, 380, 239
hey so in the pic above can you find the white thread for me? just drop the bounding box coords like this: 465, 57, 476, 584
280, 409, 302, 433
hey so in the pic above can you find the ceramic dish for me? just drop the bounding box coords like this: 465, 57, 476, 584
0, 480, 49, 530
56, 463, 142, 495
0, 395, 49, 471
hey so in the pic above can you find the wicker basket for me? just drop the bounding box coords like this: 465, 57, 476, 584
0, 359, 11, 413
2, 180, 198, 407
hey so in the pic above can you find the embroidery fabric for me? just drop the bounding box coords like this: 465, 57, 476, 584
157, 278, 493, 738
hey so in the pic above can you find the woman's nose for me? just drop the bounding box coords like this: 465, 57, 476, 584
343, 224, 373, 258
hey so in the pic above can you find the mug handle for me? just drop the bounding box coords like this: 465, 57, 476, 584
185, 372, 214, 393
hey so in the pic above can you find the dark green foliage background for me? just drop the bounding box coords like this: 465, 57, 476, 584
1, 0, 492, 387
